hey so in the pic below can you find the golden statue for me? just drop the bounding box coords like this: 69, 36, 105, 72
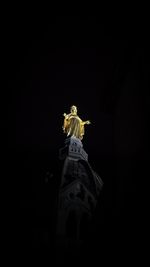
62, 105, 91, 140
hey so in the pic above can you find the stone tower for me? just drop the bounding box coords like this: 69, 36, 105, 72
56, 136, 103, 253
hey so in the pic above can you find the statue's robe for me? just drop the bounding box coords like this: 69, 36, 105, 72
63, 114, 85, 140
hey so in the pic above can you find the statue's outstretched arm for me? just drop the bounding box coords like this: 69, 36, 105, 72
62, 113, 70, 132
63, 113, 70, 119
82, 120, 91, 125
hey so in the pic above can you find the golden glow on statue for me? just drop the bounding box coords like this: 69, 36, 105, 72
62, 105, 91, 140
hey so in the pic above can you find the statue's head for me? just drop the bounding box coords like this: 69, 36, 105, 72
70, 105, 77, 115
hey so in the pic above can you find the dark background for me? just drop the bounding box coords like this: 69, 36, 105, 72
7, 16, 149, 263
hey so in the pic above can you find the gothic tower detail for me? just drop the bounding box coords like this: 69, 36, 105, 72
56, 136, 103, 248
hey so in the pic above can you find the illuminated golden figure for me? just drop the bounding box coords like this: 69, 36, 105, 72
62, 105, 91, 140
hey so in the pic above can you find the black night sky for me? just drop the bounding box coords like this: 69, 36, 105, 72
8, 16, 149, 264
